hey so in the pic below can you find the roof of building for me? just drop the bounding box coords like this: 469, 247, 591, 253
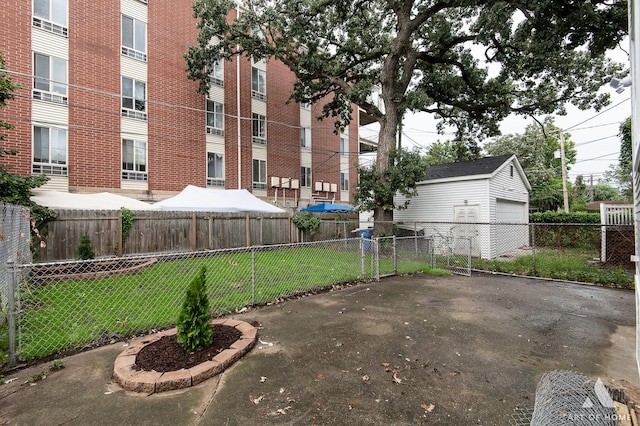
425, 154, 514, 180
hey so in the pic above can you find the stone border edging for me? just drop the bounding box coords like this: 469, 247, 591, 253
112, 318, 257, 393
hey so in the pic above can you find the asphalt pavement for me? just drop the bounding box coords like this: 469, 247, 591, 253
0, 272, 637, 425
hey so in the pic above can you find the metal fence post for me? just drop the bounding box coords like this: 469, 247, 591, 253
393, 235, 397, 275
251, 248, 256, 305
531, 223, 536, 275
7, 261, 17, 367
360, 237, 365, 278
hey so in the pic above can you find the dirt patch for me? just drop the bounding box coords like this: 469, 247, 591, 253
134, 324, 241, 372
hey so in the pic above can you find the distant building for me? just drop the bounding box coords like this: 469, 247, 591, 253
1, 0, 360, 209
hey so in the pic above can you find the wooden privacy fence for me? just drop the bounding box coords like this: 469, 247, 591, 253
34, 209, 360, 262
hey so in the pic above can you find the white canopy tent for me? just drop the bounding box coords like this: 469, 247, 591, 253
30, 189, 160, 210
155, 185, 285, 213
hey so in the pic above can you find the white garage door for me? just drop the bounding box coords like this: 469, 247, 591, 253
496, 199, 526, 223
495, 199, 528, 258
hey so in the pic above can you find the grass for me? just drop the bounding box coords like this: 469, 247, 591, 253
14, 246, 436, 362
472, 248, 633, 289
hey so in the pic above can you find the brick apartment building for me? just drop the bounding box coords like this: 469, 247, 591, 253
0, 0, 362, 208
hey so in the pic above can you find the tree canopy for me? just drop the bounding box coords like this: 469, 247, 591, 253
185, 0, 627, 223
484, 117, 576, 211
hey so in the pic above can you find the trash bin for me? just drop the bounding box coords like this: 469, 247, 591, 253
357, 228, 372, 251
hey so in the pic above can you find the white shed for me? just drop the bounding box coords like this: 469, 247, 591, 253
394, 154, 531, 259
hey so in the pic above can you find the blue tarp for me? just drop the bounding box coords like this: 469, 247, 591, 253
300, 202, 356, 213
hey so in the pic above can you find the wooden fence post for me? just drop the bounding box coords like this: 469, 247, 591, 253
191, 213, 197, 252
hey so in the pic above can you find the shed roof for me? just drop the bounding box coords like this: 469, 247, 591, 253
425, 154, 514, 180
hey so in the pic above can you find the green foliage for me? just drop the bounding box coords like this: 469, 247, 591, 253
76, 233, 95, 260
484, 117, 577, 212
472, 248, 632, 288
353, 148, 428, 213
291, 212, 321, 236
604, 117, 632, 201
529, 212, 600, 224
424, 140, 480, 166
176, 266, 212, 353
186, 0, 626, 221
120, 207, 136, 245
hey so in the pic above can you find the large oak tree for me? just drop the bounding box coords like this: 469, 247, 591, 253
185, 0, 627, 225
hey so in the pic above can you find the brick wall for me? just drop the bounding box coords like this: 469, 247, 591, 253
0, 1, 32, 175
148, 0, 204, 191
68, 0, 121, 190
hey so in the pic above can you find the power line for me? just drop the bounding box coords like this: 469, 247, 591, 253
564, 97, 630, 131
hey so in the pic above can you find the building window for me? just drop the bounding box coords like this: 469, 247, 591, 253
510, 165, 514, 177
252, 159, 267, 190
122, 139, 147, 181
122, 77, 147, 120
340, 136, 348, 156
121, 15, 147, 61
251, 67, 266, 100
252, 113, 266, 144
33, 53, 67, 104
32, 126, 67, 176
301, 166, 311, 187
341, 172, 349, 191
207, 152, 225, 187
208, 59, 224, 87
33, 0, 68, 37
206, 100, 224, 136
300, 127, 311, 148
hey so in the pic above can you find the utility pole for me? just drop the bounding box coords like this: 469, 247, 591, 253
588, 174, 594, 202
559, 131, 569, 212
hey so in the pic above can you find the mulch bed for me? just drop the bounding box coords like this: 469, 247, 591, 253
133, 325, 241, 372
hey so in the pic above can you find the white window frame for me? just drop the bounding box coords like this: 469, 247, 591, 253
341, 172, 349, 191
122, 139, 147, 181
301, 166, 311, 187
206, 100, 224, 136
33, 0, 68, 37
340, 136, 349, 156
252, 159, 267, 190
207, 152, 225, 187
251, 67, 266, 100
208, 59, 224, 87
121, 15, 147, 62
300, 127, 311, 148
32, 125, 68, 176
252, 113, 266, 144
122, 77, 147, 120
33, 53, 68, 105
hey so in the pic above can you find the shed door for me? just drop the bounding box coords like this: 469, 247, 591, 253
496, 199, 526, 223
453, 205, 480, 257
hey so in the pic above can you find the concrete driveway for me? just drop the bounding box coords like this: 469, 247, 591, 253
1, 273, 636, 425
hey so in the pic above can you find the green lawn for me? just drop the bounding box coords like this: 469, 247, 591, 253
13, 246, 435, 361
472, 248, 633, 288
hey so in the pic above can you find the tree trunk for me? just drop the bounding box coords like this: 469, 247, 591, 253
373, 100, 399, 235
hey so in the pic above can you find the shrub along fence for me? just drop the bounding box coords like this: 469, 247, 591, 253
34, 209, 360, 262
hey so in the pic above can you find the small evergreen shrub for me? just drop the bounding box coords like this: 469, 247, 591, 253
291, 212, 321, 236
176, 266, 212, 352
76, 233, 95, 260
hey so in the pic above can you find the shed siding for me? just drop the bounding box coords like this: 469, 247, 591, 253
488, 159, 529, 222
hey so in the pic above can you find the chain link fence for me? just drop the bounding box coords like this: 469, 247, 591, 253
4, 235, 444, 367
529, 370, 619, 425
